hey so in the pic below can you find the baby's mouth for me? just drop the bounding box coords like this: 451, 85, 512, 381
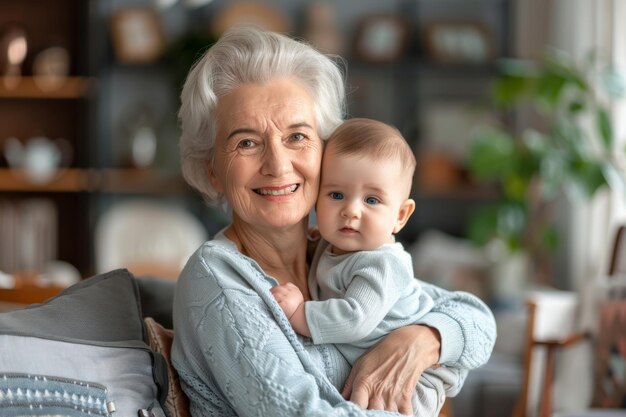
254, 184, 299, 196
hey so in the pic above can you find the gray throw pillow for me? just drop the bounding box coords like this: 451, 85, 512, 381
0, 269, 168, 417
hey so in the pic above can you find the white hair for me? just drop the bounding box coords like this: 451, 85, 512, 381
178, 25, 346, 203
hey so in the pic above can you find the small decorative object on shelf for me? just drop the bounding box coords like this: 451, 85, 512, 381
0, 23, 28, 90
302, 1, 345, 56
4, 136, 73, 185
118, 104, 158, 169
421, 21, 495, 64
353, 14, 411, 63
210, 2, 290, 37
32, 46, 71, 92
110, 7, 166, 64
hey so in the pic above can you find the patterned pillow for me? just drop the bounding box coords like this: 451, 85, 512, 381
144, 317, 190, 417
0, 269, 168, 417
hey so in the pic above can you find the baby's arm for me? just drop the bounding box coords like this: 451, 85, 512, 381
270, 283, 311, 337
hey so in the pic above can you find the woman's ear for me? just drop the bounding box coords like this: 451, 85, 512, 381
393, 198, 415, 234
207, 160, 223, 193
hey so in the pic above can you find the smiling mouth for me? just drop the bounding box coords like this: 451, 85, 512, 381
340, 227, 358, 233
254, 184, 299, 196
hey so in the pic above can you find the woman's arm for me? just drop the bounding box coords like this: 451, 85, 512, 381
417, 281, 496, 368
342, 282, 495, 413
172, 245, 404, 417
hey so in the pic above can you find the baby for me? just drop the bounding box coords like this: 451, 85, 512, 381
271, 117, 435, 365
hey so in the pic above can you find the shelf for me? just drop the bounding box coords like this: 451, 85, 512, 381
0, 76, 95, 99
0, 168, 92, 192
0, 168, 187, 194
98, 169, 189, 194
0, 273, 66, 305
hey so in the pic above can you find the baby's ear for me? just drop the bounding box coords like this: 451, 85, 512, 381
393, 198, 415, 234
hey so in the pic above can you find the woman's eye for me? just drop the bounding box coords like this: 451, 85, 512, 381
365, 197, 379, 205
237, 139, 255, 149
329, 192, 344, 200
290, 133, 305, 142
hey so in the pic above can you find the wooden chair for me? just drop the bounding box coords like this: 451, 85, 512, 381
513, 225, 626, 417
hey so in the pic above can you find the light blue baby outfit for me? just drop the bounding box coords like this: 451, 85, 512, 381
307, 239, 433, 365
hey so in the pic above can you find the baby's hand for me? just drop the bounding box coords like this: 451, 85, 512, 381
270, 283, 304, 319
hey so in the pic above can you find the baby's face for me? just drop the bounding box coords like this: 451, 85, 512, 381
315, 148, 413, 254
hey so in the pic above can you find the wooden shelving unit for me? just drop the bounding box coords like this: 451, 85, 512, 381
0, 168, 91, 192
0, 76, 95, 99
0, 168, 187, 194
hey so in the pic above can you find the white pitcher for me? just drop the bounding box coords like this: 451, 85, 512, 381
4, 136, 71, 184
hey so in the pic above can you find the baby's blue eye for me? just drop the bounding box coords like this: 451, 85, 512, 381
365, 197, 379, 205
329, 192, 343, 200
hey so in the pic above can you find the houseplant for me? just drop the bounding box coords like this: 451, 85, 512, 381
467, 50, 626, 288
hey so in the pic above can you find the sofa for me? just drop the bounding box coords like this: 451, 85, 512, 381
1, 269, 516, 417
0, 269, 183, 417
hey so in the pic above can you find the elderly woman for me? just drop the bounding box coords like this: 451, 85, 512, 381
172, 26, 496, 416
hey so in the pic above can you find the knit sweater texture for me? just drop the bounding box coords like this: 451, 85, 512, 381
306, 240, 434, 365
171, 231, 496, 416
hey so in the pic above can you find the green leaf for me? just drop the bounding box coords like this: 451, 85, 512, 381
597, 107, 613, 152
568, 101, 584, 113
466, 206, 499, 246
466, 202, 526, 250
502, 173, 528, 202
544, 51, 588, 91
468, 130, 515, 179
568, 158, 609, 198
492, 75, 531, 106
535, 73, 567, 109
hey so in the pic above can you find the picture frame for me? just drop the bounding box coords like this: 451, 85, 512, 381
421, 21, 495, 64
353, 14, 411, 63
110, 8, 165, 64
421, 101, 497, 163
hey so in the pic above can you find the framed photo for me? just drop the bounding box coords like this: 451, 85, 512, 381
421, 101, 497, 163
421, 21, 495, 64
110, 8, 165, 64
353, 14, 411, 63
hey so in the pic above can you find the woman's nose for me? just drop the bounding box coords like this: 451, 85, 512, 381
261, 139, 291, 177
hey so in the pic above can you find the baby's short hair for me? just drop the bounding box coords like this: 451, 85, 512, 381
326, 118, 416, 195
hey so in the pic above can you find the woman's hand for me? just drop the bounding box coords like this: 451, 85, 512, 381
341, 325, 441, 415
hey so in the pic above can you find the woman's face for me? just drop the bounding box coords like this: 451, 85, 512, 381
210, 78, 323, 229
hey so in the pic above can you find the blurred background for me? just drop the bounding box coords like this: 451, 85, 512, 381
1, 1, 626, 416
